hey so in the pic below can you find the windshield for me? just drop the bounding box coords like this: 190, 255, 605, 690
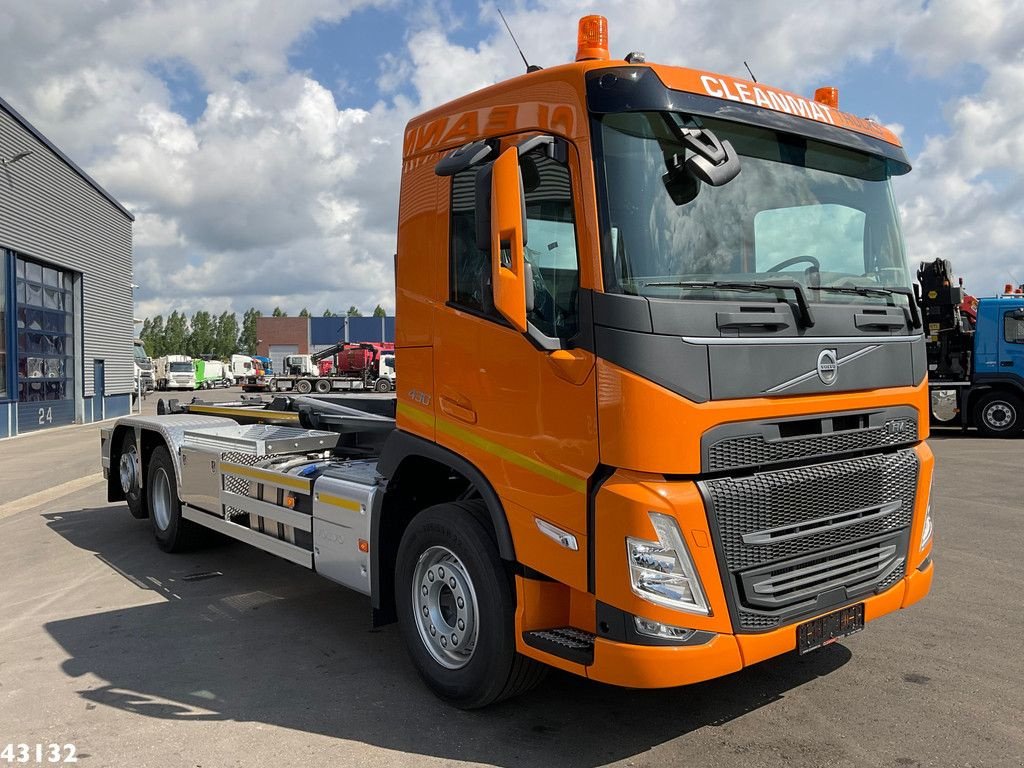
133, 345, 149, 363
596, 112, 912, 305
169, 362, 192, 372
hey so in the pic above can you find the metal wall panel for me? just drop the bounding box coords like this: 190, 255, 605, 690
0, 106, 133, 400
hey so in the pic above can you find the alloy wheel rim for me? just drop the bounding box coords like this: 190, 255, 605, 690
152, 468, 172, 531
411, 545, 479, 669
984, 401, 1016, 430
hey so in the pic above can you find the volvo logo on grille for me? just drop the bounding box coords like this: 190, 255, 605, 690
816, 349, 839, 385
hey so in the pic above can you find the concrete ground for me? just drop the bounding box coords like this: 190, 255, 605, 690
0, 415, 1021, 767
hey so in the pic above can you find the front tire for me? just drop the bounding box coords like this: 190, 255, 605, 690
374, 378, 392, 393
395, 501, 545, 709
974, 391, 1023, 437
147, 446, 202, 552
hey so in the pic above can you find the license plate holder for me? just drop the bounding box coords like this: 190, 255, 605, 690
797, 603, 865, 654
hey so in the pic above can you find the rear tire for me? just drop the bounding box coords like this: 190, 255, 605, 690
315, 378, 331, 394
119, 432, 147, 519
395, 501, 546, 709
147, 446, 202, 552
296, 378, 313, 395
974, 391, 1023, 437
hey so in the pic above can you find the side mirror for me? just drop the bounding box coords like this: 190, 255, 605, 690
490, 146, 528, 333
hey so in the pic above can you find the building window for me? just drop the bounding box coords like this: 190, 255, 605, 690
16, 256, 75, 403
0, 252, 7, 400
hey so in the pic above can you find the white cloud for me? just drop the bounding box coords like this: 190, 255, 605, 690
1, 0, 1022, 318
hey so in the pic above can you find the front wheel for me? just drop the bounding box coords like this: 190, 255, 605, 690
974, 391, 1023, 437
374, 378, 392, 393
395, 501, 546, 709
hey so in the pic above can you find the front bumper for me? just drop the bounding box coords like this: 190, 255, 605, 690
584, 557, 932, 688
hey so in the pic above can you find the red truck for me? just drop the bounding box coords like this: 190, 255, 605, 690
274, 342, 397, 394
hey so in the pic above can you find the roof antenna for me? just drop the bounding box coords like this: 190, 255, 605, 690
744, 61, 757, 83
497, 7, 541, 73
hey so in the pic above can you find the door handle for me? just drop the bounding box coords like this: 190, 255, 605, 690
439, 388, 477, 424
1000, 360, 1014, 367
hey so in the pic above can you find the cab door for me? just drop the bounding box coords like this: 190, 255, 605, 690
431, 136, 598, 591
999, 306, 1024, 375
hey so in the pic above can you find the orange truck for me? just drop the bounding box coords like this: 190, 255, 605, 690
100, 16, 934, 708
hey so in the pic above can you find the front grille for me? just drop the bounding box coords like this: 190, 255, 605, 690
700, 449, 918, 631
739, 533, 906, 610
703, 450, 917, 572
706, 417, 917, 472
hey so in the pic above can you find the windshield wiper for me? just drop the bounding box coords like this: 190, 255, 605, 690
816, 285, 921, 328
642, 279, 815, 328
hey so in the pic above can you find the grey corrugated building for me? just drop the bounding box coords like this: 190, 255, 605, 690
0, 95, 134, 437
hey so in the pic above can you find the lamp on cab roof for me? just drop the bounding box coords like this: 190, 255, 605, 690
576, 15, 610, 61
814, 86, 839, 109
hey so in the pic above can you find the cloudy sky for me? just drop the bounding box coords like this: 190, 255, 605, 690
1, 0, 1022, 318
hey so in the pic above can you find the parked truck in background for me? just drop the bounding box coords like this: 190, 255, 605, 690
100, 16, 933, 709
153, 355, 195, 391
133, 339, 154, 396
919, 258, 1024, 436
194, 359, 230, 390
229, 354, 267, 392
274, 342, 396, 394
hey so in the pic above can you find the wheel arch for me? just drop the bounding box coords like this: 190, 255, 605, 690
370, 429, 515, 625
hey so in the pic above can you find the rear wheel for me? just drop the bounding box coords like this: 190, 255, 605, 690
148, 446, 202, 552
395, 501, 546, 709
118, 432, 147, 519
295, 378, 313, 395
974, 391, 1023, 437
315, 378, 331, 394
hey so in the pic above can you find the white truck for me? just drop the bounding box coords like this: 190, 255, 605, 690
133, 339, 154, 395
230, 354, 267, 392
154, 355, 195, 391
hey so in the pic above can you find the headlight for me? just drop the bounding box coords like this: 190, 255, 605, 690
919, 478, 934, 551
626, 512, 709, 615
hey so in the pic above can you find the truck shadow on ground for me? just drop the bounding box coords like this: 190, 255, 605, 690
43, 504, 851, 768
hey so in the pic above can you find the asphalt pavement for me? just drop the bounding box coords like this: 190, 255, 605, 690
0, 417, 1021, 767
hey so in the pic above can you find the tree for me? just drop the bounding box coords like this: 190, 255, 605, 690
298, 307, 310, 317
322, 309, 337, 317
239, 308, 261, 355
214, 312, 240, 358
346, 305, 362, 317
164, 311, 189, 354
141, 315, 164, 358
188, 310, 215, 357
272, 306, 287, 317
372, 304, 386, 318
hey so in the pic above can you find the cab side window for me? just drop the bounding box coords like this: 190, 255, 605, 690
521, 146, 579, 339
449, 165, 495, 317
1004, 312, 1024, 344
448, 143, 580, 340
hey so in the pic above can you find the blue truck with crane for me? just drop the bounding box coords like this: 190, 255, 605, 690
919, 258, 1024, 436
